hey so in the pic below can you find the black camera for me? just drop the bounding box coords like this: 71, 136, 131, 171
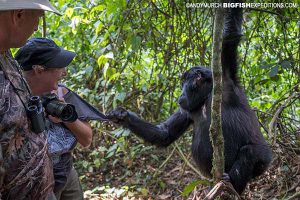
27, 96, 46, 133
41, 93, 78, 123
27, 94, 78, 133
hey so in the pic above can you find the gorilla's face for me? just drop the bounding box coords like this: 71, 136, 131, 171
178, 67, 212, 112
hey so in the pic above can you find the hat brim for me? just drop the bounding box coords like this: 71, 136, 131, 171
0, 1, 61, 16
44, 49, 76, 68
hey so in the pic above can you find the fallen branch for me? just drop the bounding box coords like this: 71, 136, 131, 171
268, 92, 299, 145
153, 145, 176, 178
174, 142, 205, 179
204, 181, 241, 200
286, 191, 300, 200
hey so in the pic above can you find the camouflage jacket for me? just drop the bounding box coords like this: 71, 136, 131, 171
0, 51, 54, 200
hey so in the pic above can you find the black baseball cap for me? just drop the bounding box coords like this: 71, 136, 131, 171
15, 38, 76, 71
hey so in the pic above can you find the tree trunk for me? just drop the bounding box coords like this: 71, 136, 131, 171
209, 4, 225, 182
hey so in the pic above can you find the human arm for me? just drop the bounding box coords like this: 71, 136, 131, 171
63, 119, 93, 148
49, 86, 93, 148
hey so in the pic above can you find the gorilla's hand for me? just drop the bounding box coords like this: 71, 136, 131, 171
106, 107, 130, 125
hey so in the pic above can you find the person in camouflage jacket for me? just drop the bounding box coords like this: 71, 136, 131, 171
0, 1, 61, 199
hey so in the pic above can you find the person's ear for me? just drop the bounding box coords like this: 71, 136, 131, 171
32, 65, 45, 74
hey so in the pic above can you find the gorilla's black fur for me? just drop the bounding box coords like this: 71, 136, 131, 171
107, 3, 272, 194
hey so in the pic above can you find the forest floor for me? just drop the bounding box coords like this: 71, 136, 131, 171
75, 135, 300, 200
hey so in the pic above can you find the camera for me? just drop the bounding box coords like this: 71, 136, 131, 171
41, 93, 78, 123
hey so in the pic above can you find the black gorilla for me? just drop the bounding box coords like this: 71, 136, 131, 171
107, 5, 272, 194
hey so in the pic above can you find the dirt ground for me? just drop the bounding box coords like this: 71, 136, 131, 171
76, 139, 299, 200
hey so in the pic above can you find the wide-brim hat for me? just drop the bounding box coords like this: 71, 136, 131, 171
15, 38, 76, 70
0, 0, 61, 15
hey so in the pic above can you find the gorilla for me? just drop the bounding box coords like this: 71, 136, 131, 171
107, 3, 272, 194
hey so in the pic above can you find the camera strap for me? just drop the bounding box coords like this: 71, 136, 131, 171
60, 84, 109, 121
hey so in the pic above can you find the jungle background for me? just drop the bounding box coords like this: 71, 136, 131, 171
31, 0, 299, 199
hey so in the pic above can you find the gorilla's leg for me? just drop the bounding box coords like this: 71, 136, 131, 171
228, 144, 272, 194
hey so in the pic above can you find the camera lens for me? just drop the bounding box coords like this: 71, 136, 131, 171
45, 101, 78, 122
60, 105, 77, 122
42, 94, 78, 122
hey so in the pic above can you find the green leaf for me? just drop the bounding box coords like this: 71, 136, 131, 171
269, 65, 279, 77
105, 52, 114, 59
112, 128, 124, 137
95, 20, 103, 35
115, 92, 126, 102
150, 154, 159, 161
131, 36, 142, 51
106, 143, 118, 158
112, 128, 130, 137
139, 187, 148, 196
85, 66, 93, 76
255, 79, 269, 85
81, 160, 90, 169
182, 179, 211, 197
105, 67, 117, 79
97, 55, 108, 66
270, 75, 280, 82
93, 158, 101, 168
259, 63, 275, 69
108, 72, 121, 81
65, 8, 74, 18
280, 60, 291, 69
91, 5, 106, 13
98, 146, 107, 152
159, 181, 166, 189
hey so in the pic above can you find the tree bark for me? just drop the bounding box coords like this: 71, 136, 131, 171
209, 5, 225, 182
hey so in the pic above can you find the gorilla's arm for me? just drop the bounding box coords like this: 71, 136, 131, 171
221, 1, 273, 194
107, 107, 192, 146
222, 0, 243, 84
